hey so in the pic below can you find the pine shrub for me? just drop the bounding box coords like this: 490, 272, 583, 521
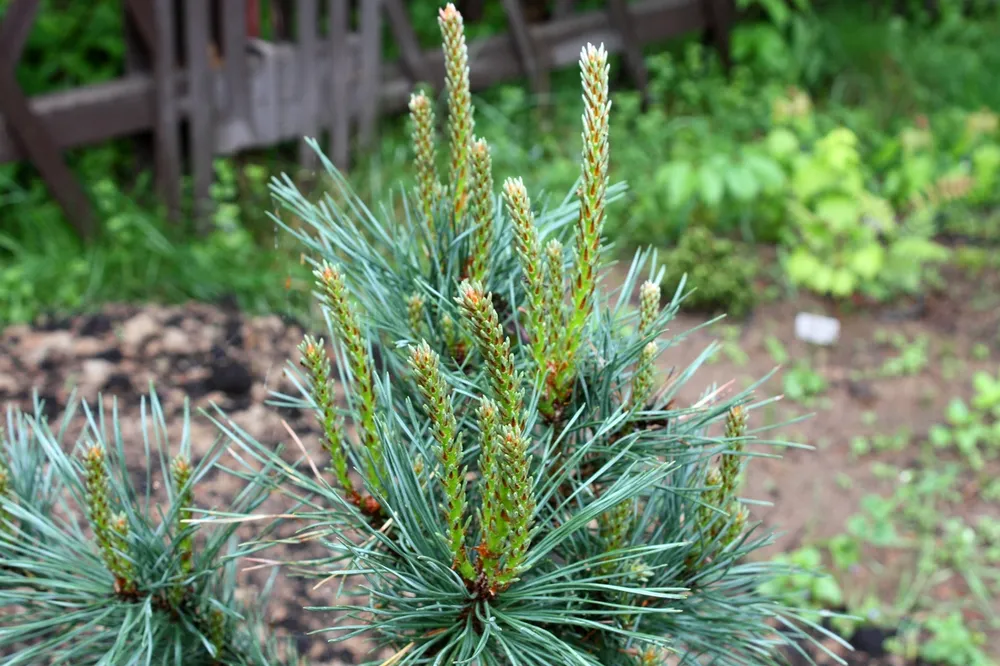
0, 4, 837, 664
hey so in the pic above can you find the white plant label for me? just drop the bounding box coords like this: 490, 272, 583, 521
794, 312, 840, 346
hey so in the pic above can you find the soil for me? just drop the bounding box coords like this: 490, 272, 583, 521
1, 262, 998, 665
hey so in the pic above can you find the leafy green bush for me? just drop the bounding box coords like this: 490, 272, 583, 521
780, 126, 949, 300
660, 225, 758, 317
1, 6, 826, 664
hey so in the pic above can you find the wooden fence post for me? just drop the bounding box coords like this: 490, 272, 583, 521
702, 0, 735, 71
358, 0, 383, 150
383, 0, 430, 88
552, 0, 576, 19
124, 0, 155, 176
183, 0, 216, 231
219, 0, 253, 154
607, 0, 651, 109
152, 0, 183, 222
327, 0, 351, 170
297, 0, 320, 170
0, 0, 95, 239
501, 0, 549, 100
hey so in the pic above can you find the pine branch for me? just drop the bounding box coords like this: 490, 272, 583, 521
299, 335, 357, 500
315, 261, 384, 494
409, 341, 474, 580
469, 137, 496, 285
456, 280, 524, 432
559, 44, 612, 401
439, 3, 475, 227
504, 176, 550, 373
409, 91, 441, 239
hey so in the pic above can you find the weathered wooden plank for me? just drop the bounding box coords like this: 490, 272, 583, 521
0, 0, 40, 66
460, 0, 486, 22
277, 28, 299, 139
0, 0, 95, 239
153, 0, 182, 220
501, 0, 547, 97
124, 0, 155, 176
0, 77, 156, 163
357, 0, 382, 149
382, 0, 429, 86
702, 0, 735, 70
184, 0, 215, 228
218, 0, 253, 155
327, 0, 350, 169
296, 0, 319, 168
552, 0, 577, 18
269, 0, 294, 40
124, 0, 157, 55
607, 0, 650, 107
0, 69, 95, 239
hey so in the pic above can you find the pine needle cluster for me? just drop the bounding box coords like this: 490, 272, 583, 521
1, 4, 838, 664
0, 393, 300, 665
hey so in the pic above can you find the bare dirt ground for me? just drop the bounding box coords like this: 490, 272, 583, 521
1, 261, 998, 664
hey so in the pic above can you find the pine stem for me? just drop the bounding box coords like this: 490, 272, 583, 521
559, 44, 611, 399
495, 425, 535, 586
0, 454, 11, 535
503, 177, 549, 373
409, 91, 440, 239
82, 444, 136, 594
476, 399, 507, 583
170, 455, 194, 573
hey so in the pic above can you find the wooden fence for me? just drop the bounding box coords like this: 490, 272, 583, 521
0, 0, 736, 239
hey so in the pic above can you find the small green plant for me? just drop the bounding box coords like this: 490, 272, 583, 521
880, 333, 930, 377
782, 361, 827, 403
886, 612, 992, 666
928, 370, 1000, 471
878, 109, 1000, 213
758, 546, 844, 617
660, 224, 759, 317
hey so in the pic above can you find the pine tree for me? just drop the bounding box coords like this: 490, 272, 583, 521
213, 4, 830, 664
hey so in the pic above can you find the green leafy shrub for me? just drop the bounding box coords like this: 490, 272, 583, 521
780, 126, 948, 300
608, 48, 791, 247
876, 108, 1000, 210
660, 225, 758, 317
1, 7, 835, 664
